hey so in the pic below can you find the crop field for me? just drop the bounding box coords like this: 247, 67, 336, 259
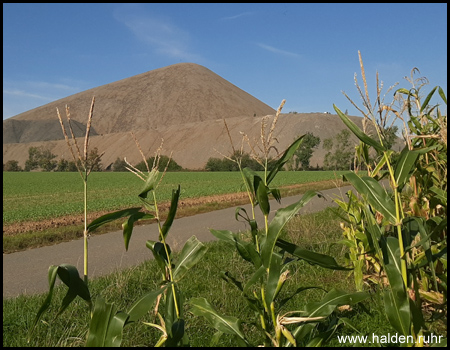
3, 171, 348, 224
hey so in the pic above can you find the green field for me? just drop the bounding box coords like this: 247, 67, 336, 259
3, 171, 348, 224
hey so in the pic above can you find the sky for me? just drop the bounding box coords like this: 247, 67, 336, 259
3, 3, 447, 122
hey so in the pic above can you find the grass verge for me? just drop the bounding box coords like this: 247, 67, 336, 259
3, 208, 399, 347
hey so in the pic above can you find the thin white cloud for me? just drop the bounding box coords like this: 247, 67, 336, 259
257, 43, 302, 58
3, 80, 85, 119
220, 12, 254, 20
113, 5, 201, 61
3, 89, 54, 101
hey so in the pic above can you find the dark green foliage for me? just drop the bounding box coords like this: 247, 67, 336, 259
86, 147, 103, 172
205, 151, 276, 171
288, 132, 321, 170
323, 129, 354, 170
55, 158, 69, 172
25, 146, 57, 172
4, 159, 22, 172
135, 155, 182, 172
112, 157, 128, 172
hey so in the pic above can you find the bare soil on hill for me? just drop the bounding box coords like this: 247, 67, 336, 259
3, 62, 384, 170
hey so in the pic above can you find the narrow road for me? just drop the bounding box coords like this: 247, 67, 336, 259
3, 185, 352, 299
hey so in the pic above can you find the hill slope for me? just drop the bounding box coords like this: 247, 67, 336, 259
3, 62, 394, 170
3, 62, 275, 143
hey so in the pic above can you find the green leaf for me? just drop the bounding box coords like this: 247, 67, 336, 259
276, 239, 352, 270
242, 167, 257, 201
54, 264, 91, 317
173, 236, 208, 282
210, 229, 235, 243
27, 265, 59, 342
334, 105, 385, 152
438, 87, 447, 104
420, 86, 437, 113
254, 175, 270, 216
266, 134, 306, 185
380, 237, 411, 336
261, 190, 317, 268
126, 284, 169, 324
291, 289, 369, 344
243, 265, 266, 294
305, 288, 369, 317
189, 297, 249, 345
123, 212, 154, 251
87, 207, 145, 233
166, 319, 186, 347
161, 185, 180, 239
264, 251, 283, 304
270, 187, 282, 204
233, 236, 262, 268
394, 147, 420, 190
343, 173, 397, 224
146, 240, 171, 275
138, 169, 160, 198
85, 297, 129, 347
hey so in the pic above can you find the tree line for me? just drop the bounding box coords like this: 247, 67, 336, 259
4, 127, 398, 172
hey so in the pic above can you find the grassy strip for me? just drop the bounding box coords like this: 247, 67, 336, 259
3, 208, 395, 347
3, 180, 345, 254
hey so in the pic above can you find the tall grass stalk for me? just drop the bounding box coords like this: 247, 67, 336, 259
56, 96, 103, 285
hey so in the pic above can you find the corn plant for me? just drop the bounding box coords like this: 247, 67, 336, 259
84, 135, 207, 346
333, 52, 447, 346
189, 101, 369, 347
28, 97, 102, 342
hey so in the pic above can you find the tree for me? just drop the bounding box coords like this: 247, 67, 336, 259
323, 129, 354, 170
39, 148, 57, 171
112, 157, 128, 172
25, 146, 40, 171
135, 155, 182, 172
381, 125, 399, 150
290, 132, 320, 170
86, 147, 103, 172
4, 160, 22, 171
56, 158, 69, 172
25, 146, 57, 171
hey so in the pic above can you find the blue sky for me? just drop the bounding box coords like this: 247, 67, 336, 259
3, 3, 447, 121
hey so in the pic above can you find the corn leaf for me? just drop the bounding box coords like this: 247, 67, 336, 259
276, 239, 352, 270
394, 147, 420, 190
123, 212, 154, 251
146, 240, 171, 274
420, 86, 438, 113
85, 297, 129, 347
189, 297, 249, 345
380, 237, 411, 337
266, 134, 306, 185
54, 264, 91, 317
87, 207, 145, 233
173, 236, 208, 282
438, 87, 447, 104
161, 185, 180, 239
343, 173, 397, 224
262, 190, 317, 268
254, 175, 270, 216
126, 284, 169, 324
333, 105, 385, 152
27, 265, 59, 342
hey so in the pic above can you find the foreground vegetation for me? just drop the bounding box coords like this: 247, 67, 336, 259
3, 209, 397, 347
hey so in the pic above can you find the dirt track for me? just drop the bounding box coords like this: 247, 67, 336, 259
3, 185, 352, 299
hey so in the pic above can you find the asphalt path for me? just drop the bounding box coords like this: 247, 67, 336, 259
3, 185, 354, 299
